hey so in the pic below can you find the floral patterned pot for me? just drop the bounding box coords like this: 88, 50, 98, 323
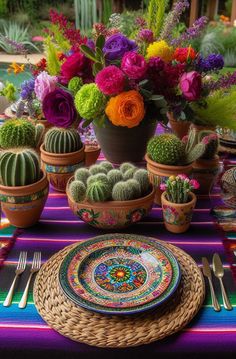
40, 144, 85, 192
145, 154, 193, 206
0, 172, 49, 228
192, 155, 220, 195
168, 113, 191, 139
161, 191, 196, 234
85, 145, 101, 167
66, 178, 155, 229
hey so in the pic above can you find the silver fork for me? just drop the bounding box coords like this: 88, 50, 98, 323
3, 252, 27, 307
18, 252, 41, 309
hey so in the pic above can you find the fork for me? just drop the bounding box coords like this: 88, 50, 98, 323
3, 251, 27, 307
18, 252, 41, 309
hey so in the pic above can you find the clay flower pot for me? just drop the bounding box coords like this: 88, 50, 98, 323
40, 144, 85, 192
161, 191, 196, 234
168, 113, 191, 139
192, 155, 220, 195
145, 154, 193, 205
85, 145, 101, 167
66, 178, 155, 229
0, 172, 49, 228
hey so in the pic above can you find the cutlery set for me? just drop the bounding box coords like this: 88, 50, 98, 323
202, 253, 232, 312
3, 251, 41, 309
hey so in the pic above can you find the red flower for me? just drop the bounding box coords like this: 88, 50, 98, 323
174, 47, 197, 63
131, 211, 142, 223
61, 52, 92, 82
81, 212, 93, 222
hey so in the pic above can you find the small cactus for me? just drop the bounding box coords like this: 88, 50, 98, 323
198, 131, 219, 160
120, 162, 135, 174
126, 179, 141, 199
44, 127, 82, 153
35, 123, 45, 148
147, 134, 185, 165
69, 180, 86, 202
183, 142, 207, 164
86, 180, 111, 202
89, 164, 107, 175
87, 173, 109, 187
0, 119, 36, 149
100, 161, 113, 172
107, 169, 123, 187
112, 181, 135, 201
123, 167, 137, 180
134, 169, 150, 195
74, 168, 90, 185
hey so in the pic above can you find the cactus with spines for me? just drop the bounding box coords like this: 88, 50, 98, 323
147, 134, 185, 165
0, 119, 36, 149
123, 167, 137, 180
0, 148, 41, 186
89, 164, 107, 175
107, 169, 123, 187
126, 179, 141, 199
182, 128, 212, 164
44, 127, 82, 154
198, 130, 219, 160
86, 180, 111, 202
134, 169, 150, 194
120, 162, 135, 174
112, 181, 136, 201
100, 161, 113, 172
74, 168, 90, 185
87, 173, 109, 187
69, 180, 86, 202
35, 123, 45, 148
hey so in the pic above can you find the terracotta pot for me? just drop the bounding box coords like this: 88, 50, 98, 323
0, 172, 49, 228
85, 145, 101, 167
93, 120, 157, 164
168, 114, 191, 139
145, 154, 193, 205
40, 144, 85, 192
192, 155, 220, 195
161, 191, 196, 233
67, 178, 155, 229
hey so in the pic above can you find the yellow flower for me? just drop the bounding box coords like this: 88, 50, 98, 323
169, 176, 176, 182
7, 62, 25, 75
146, 40, 173, 62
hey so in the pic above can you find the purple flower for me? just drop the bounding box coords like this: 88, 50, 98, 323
20, 78, 35, 100
137, 29, 154, 43
197, 54, 224, 72
103, 33, 138, 61
42, 88, 77, 128
171, 16, 208, 46
205, 71, 236, 91
86, 38, 95, 50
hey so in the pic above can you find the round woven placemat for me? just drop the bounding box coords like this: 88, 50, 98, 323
34, 238, 205, 348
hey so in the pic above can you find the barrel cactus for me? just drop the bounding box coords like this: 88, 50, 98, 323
123, 167, 137, 180
69, 180, 86, 202
134, 169, 150, 195
0, 119, 38, 149
89, 164, 107, 175
126, 179, 141, 199
112, 181, 136, 201
107, 169, 123, 187
100, 161, 113, 172
120, 162, 135, 174
86, 180, 111, 202
87, 173, 109, 187
44, 127, 82, 154
147, 134, 185, 165
74, 168, 90, 184
35, 123, 45, 148
0, 148, 41, 186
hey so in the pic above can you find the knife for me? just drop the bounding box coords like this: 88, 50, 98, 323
212, 253, 232, 311
202, 257, 221, 312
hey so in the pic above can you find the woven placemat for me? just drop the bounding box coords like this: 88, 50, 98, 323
219, 145, 236, 154
34, 238, 205, 348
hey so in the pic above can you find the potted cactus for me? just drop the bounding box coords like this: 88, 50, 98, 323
40, 127, 85, 192
145, 128, 208, 205
0, 148, 49, 228
161, 175, 199, 233
192, 131, 219, 194
66, 161, 155, 229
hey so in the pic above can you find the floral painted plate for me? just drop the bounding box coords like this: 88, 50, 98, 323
59, 234, 181, 315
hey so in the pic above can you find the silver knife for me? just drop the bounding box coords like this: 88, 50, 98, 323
212, 253, 232, 311
202, 257, 221, 312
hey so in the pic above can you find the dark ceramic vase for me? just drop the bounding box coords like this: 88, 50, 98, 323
93, 120, 157, 164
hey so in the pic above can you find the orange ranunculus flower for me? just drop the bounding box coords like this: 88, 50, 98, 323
105, 90, 145, 128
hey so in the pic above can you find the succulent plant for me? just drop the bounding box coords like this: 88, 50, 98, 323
107, 169, 123, 187
198, 130, 219, 160
134, 169, 150, 194
0, 148, 41, 186
112, 181, 136, 201
74, 168, 90, 185
89, 164, 107, 175
123, 167, 137, 180
44, 127, 82, 154
147, 134, 185, 165
35, 123, 45, 148
86, 180, 111, 202
182, 128, 210, 164
0, 119, 40, 149
120, 162, 135, 174
87, 173, 109, 187
126, 179, 141, 199
100, 161, 113, 172
69, 180, 86, 202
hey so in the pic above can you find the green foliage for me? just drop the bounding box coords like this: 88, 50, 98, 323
223, 50, 236, 68
80, 35, 106, 76
86, 179, 111, 202
147, 0, 166, 39
44, 36, 61, 76
68, 77, 83, 96
74, 168, 90, 184
74, 0, 97, 35
49, 24, 71, 53
89, 164, 107, 175
147, 134, 185, 165
107, 169, 123, 187
0, 119, 36, 149
69, 180, 86, 202
102, 0, 113, 25
0, 148, 41, 186
0, 82, 16, 102
134, 169, 150, 194
44, 127, 82, 154
120, 162, 135, 174
0, 0, 7, 17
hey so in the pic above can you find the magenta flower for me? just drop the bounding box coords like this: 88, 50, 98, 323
121, 51, 147, 80
178, 174, 188, 180
95, 65, 126, 95
190, 179, 200, 190
137, 29, 154, 43
180, 71, 202, 101
160, 183, 167, 191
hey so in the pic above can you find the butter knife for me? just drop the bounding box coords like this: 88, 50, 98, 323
212, 253, 232, 311
202, 257, 221, 312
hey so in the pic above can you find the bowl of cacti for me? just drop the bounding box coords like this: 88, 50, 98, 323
40, 127, 85, 192
160, 175, 199, 234
145, 128, 211, 205
0, 148, 49, 228
66, 161, 155, 229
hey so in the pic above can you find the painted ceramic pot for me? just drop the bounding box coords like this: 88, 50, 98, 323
84, 145, 101, 167
220, 166, 236, 207
192, 156, 220, 195
161, 191, 196, 234
168, 113, 191, 139
66, 178, 155, 229
40, 144, 85, 192
145, 154, 193, 205
0, 172, 49, 228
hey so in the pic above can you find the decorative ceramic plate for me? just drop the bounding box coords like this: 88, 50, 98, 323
59, 234, 181, 315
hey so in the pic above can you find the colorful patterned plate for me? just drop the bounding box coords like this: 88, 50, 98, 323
59, 234, 181, 315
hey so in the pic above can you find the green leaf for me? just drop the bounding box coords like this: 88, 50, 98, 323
92, 62, 103, 76
140, 88, 152, 98
94, 115, 106, 127
96, 35, 105, 50
80, 45, 96, 61
95, 47, 104, 62
139, 79, 149, 87
150, 95, 164, 101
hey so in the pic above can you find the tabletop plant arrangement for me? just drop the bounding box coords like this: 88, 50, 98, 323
66, 161, 155, 229
160, 174, 199, 233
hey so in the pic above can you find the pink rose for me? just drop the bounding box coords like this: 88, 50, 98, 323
34, 71, 57, 101
121, 51, 147, 80
179, 71, 202, 101
61, 52, 92, 82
